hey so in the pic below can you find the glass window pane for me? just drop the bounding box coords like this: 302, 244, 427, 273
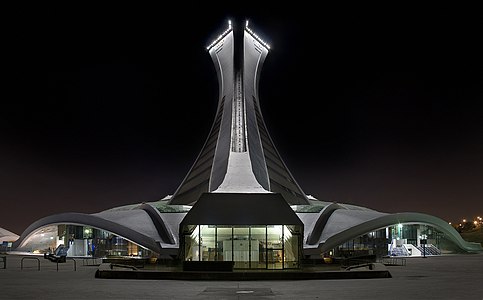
267, 225, 283, 269
216, 226, 232, 261
267, 225, 283, 249
233, 227, 250, 268
200, 225, 216, 261
284, 225, 299, 268
184, 225, 199, 261
250, 226, 266, 269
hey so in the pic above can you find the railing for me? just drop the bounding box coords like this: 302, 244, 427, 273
390, 246, 409, 257
57, 258, 76, 271
0, 256, 6, 269
83, 257, 101, 266
21, 257, 40, 271
378, 257, 406, 266
416, 244, 441, 256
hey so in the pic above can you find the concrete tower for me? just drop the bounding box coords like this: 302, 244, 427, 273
169, 21, 309, 205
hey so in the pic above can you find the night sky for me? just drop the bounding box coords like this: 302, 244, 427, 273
2, 6, 482, 234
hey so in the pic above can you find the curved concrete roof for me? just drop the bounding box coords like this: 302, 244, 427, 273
13, 212, 161, 253
92, 209, 162, 242
304, 212, 482, 254
12, 201, 482, 257
318, 209, 388, 243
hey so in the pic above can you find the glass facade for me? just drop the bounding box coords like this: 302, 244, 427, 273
19, 224, 154, 258
331, 224, 449, 259
335, 229, 388, 258
182, 224, 302, 269
387, 223, 445, 256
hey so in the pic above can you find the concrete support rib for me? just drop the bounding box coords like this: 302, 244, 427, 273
306, 203, 344, 245
169, 28, 234, 205
138, 204, 176, 244
169, 21, 310, 205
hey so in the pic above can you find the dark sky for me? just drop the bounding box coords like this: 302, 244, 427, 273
2, 6, 482, 234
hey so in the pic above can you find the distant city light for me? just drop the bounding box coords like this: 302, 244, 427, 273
448, 222, 452, 225
463, 219, 467, 223
474, 221, 478, 225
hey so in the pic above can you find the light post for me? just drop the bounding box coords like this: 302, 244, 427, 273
420, 234, 427, 258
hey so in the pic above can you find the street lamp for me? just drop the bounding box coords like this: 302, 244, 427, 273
420, 234, 427, 258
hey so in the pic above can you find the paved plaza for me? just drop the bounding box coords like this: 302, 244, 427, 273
0, 254, 482, 299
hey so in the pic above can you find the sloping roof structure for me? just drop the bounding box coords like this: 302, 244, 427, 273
181, 193, 303, 226
0, 227, 19, 243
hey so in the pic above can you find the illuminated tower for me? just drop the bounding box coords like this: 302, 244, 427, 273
169, 21, 309, 205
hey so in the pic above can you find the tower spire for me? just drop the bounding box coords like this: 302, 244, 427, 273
169, 21, 309, 205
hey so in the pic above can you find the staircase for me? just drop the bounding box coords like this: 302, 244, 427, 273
390, 246, 408, 257
416, 244, 441, 256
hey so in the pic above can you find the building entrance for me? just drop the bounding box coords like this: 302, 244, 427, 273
182, 225, 301, 269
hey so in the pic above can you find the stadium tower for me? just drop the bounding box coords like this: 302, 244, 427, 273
169, 20, 309, 206
170, 21, 308, 205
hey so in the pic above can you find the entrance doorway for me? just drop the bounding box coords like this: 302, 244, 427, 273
182, 224, 301, 269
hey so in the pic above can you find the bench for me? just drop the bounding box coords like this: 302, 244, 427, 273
102, 258, 147, 269
44, 253, 67, 263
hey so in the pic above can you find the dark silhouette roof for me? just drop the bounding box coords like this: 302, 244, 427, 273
181, 193, 303, 226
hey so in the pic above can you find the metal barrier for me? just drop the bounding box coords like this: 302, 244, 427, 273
21, 257, 41, 271
0, 256, 6, 269
83, 257, 101, 266
379, 257, 406, 266
57, 258, 77, 271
